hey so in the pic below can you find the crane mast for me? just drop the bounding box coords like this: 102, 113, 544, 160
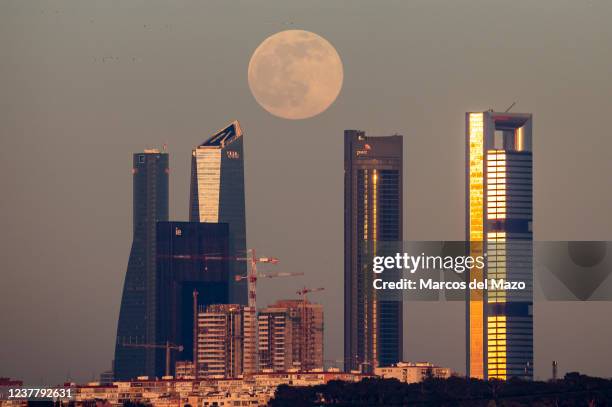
192, 249, 302, 376
122, 341, 183, 377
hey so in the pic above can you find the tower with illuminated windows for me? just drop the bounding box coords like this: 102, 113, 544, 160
344, 130, 403, 372
189, 120, 247, 305
466, 111, 533, 380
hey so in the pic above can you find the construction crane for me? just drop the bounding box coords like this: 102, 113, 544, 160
296, 286, 325, 371
168, 249, 302, 376
122, 341, 183, 377
193, 290, 199, 380
201, 248, 302, 310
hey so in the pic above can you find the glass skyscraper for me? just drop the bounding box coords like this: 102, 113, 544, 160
344, 130, 403, 372
189, 120, 247, 305
114, 149, 169, 380
154, 221, 230, 378
466, 111, 533, 380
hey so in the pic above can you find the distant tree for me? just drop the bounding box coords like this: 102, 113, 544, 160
270, 374, 612, 406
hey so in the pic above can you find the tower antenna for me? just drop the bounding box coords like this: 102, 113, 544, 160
504, 101, 517, 113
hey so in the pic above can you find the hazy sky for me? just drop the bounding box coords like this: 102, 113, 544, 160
1, 0, 611, 384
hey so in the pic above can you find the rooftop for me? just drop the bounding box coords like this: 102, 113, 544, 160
199, 120, 242, 148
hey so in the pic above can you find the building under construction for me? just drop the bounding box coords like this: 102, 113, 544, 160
258, 299, 324, 372
196, 304, 257, 378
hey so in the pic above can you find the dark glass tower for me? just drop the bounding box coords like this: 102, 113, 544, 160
344, 130, 403, 372
466, 111, 533, 380
154, 221, 230, 377
189, 120, 247, 305
114, 149, 169, 380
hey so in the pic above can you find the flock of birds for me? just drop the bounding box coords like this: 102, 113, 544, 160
89, 22, 175, 65
37, 8, 296, 65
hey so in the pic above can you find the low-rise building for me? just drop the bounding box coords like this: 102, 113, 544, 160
71, 370, 370, 406
175, 361, 195, 379
375, 361, 452, 384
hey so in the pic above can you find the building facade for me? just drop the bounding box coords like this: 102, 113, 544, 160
174, 361, 195, 379
189, 120, 247, 305
73, 371, 371, 407
115, 149, 169, 380
258, 300, 324, 372
375, 362, 452, 384
257, 304, 293, 372
466, 111, 533, 380
154, 221, 231, 378
344, 130, 403, 372
196, 304, 257, 378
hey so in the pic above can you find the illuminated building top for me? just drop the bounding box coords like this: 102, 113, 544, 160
198, 120, 243, 148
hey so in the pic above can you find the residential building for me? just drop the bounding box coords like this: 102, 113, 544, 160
196, 304, 257, 378
258, 299, 323, 372
375, 362, 452, 384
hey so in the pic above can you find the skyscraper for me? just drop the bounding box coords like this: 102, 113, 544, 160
344, 130, 403, 372
155, 221, 231, 378
257, 299, 324, 372
115, 149, 169, 380
189, 120, 247, 305
466, 111, 533, 380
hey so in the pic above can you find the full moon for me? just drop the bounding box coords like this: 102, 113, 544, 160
248, 30, 344, 120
